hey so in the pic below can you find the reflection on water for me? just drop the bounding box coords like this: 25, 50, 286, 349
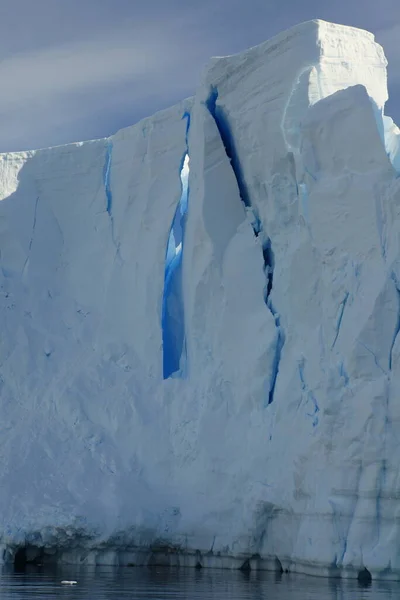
1, 564, 399, 599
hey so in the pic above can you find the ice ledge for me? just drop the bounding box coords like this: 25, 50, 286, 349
202, 19, 387, 105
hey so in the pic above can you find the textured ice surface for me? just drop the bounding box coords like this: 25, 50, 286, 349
0, 19, 400, 580
384, 116, 400, 173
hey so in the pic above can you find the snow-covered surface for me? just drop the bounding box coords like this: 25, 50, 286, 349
0, 19, 400, 580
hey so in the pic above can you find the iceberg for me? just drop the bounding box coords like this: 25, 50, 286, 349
0, 19, 399, 581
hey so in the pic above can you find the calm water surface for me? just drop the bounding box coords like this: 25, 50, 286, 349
1, 565, 399, 599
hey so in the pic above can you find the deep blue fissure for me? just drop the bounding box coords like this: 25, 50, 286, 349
263, 241, 284, 405
103, 141, 113, 216
162, 113, 191, 379
103, 140, 121, 256
268, 318, 284, 406
263, 239, 275, 302
206, 88, 251, 209
206, 87, 284, 405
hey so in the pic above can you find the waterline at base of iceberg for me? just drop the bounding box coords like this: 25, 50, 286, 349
3, 540, 388, 584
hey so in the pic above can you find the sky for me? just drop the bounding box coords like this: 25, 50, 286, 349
0, 0, 399, 152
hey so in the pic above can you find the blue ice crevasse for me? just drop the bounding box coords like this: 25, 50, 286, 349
162, 114, 190, 379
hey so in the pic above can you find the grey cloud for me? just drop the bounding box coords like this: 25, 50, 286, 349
0, 29, 180, 108
0, 0, 399, 150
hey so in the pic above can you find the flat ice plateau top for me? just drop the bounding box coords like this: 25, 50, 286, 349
0, 19, 400, 580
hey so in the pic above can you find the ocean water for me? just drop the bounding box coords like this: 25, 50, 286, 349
1, 565, 399, 600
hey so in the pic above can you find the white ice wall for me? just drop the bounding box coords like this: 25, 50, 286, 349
0, 19, 399, 580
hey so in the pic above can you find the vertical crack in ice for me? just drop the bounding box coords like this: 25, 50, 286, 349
374, 191, 387, 261
162, 113, 190, 379
205, 87, 251, 208
358, 341, 387, 375
375, 457, 386, 549
102, 140, 120, 255
339, 361, 350, 387
264, 240, 284, 405
262, 239, 274, 302
328, 499, 347, 566
268, 314, 284, 406
298, 357, 319, 426
334, 462, 362, 566
371, 381, 389, 553
298, 183, 309, 224
103, 140, 113, 216
388, 273, 400, 371
331, 292, 349, 349
28, 196, 39, 252
22, 196, 39, 276
206, 87, 284, 405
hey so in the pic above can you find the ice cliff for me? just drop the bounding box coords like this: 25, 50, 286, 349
0, 19, 400, 581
